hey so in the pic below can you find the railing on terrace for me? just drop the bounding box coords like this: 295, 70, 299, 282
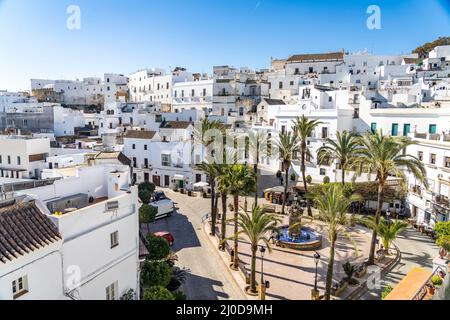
412, 266, 448, 300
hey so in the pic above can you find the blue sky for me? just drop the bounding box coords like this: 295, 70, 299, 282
0, 0, 449, 91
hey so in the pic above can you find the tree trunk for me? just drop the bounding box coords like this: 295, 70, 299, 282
341, 167, 346, 186
220, 192, 227, 250
232, 195, 240, 270
254, 162, 258, 209
250, 244, 257, 293
281, 167, 289, 215
301, 142, 313, 217
210, 177, 216, 236
325, 237, 337, 300
368, 182, 384, 265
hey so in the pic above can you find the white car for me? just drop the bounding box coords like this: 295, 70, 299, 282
150, 199, 175, 220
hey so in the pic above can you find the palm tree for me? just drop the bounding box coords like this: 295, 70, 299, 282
317, 130, 360, 185
354, 131, 427, 264
196, 161, 219, 236
236, 206, 282, 293
276, 132, 300, 216
292, 116, 323, 216
224, 164, 256, 270
247, 130, 269, 208
364, 217, 407, 254
313, 184, 360, 300
216, 163, 231, 250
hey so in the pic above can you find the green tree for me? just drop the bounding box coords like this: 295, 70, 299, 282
364, 218, 407, 253
313, 184, 360, 300
141, 260, 172, 288
435, 221, 450, 237
138, 182, 156, 193
139, 203, 158, 234
236, 206, 281, 293
216, 164, 232, 250
292, 116, 323, 216
196, 161, 219, 236
138, 189, 152, 204
142, 286, 175, 300
276, 132, 300, 216
354, 131, 427, 264
146, 234, 170, 261
412, 37, 450, 58
224, 164, 256, 270
247, 130, 269, 207
318, 130, 360, 185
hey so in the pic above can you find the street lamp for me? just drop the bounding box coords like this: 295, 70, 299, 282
313, 252, 320, 292
311, 252, 321, 300
259, 245, 266, 300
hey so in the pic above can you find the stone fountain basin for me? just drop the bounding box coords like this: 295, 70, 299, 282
276, 225, 322, 251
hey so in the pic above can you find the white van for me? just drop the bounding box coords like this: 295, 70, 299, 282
150, 199, 175, 220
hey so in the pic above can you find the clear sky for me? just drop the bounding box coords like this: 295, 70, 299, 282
0, 0, 449, 91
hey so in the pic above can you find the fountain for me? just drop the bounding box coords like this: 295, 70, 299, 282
275, 201, 322, 250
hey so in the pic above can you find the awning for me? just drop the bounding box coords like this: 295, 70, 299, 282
385, 267, 431, 300
193, 182, 209, 188
173, 174, 185, 181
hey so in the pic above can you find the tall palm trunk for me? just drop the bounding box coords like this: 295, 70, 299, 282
254, 150, 259, 209
232, 195, 240, 270
341, 165, 346, 186
281, 166, 289, 215
368, 183, 384, 265
301, 143, 313, 217
220, 192, 227, 250
325, 237, 337, 300
250, 244, 258, 293
210, 177, 216, 236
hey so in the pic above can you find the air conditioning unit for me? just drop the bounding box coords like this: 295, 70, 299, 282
105, 201, 119, 211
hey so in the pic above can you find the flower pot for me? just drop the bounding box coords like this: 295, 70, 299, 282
439, 248, 447, 259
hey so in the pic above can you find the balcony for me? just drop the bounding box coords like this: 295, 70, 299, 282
434, 195, 450, 209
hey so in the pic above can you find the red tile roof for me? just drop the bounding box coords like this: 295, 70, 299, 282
0, 201, 61, 264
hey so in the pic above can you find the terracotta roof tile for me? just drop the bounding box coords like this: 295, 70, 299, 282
287, 52, 344, 62
0, 201, 61, 264
124, 130, 157, 140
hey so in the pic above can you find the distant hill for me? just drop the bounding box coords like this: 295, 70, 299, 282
412, 37, 450, 58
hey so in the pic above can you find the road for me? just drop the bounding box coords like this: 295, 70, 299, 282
361, 226, 439, 300
144, 188, 246, 300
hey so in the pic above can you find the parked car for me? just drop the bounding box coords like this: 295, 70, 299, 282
154, 231, 174, 246
150, 199, 175, 220
152, 191, 168, 202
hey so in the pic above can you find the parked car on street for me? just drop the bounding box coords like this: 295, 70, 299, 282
154, 231, 174, 246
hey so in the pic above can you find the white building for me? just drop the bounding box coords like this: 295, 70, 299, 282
0, 162, 140, 300
0, 134, 50, 180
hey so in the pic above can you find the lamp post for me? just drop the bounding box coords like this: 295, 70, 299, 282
259, 245, 266, 300
311, 252, 320, 300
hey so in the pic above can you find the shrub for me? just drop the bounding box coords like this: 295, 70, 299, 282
166, 277, 182, 291
436, 235, 450, 252
139, 204, 157, 224
139, 189, 152, 204
290, 173, 297, 181
323, 176, 330, 184
142, 286, 174, 300
139, 182, 156, 193
381, 285, 394, 300
172, 291, 187, 300
306, 175, 312, 184
435, 221, 450, 237
120, 289, 135, 300
141, 260, 172, 287
431, 275, 443, 286
146, 234, 170, 261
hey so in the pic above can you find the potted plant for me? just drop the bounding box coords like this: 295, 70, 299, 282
323, 176, 330, 184
343, 261, 359, 286
290, 173, 297, 181
306, 175, 312, 184
436, 235, 450, 259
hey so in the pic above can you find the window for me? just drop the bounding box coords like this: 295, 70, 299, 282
17, 156, 21, 165
322, 127, 329, 139
320, 168, 326, 176
181, 90, 184, 98
403, 124, 411, 136
391, 123, 399, 136
110, 231, 119, 248
12, 276, 28, 299
132, 144, 136, 150
430, 154, 436, 165
418, 151, 423, 161
429, 124, 437, 134
144, 145, 147, 151
203, 88, 207, 96
106, 282, 118, 300
7, 155, 11, 165
328, 97, 332, 102
161, 154, 171, 167
371, 123, 377, 134
144, 158, 149, 168
191, 89, 195, 97
290, 81, 294, 86
279, 82, 283, 89
166, 82, 169, 89
445, 157, 450, 168
0, 155, 2, 163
